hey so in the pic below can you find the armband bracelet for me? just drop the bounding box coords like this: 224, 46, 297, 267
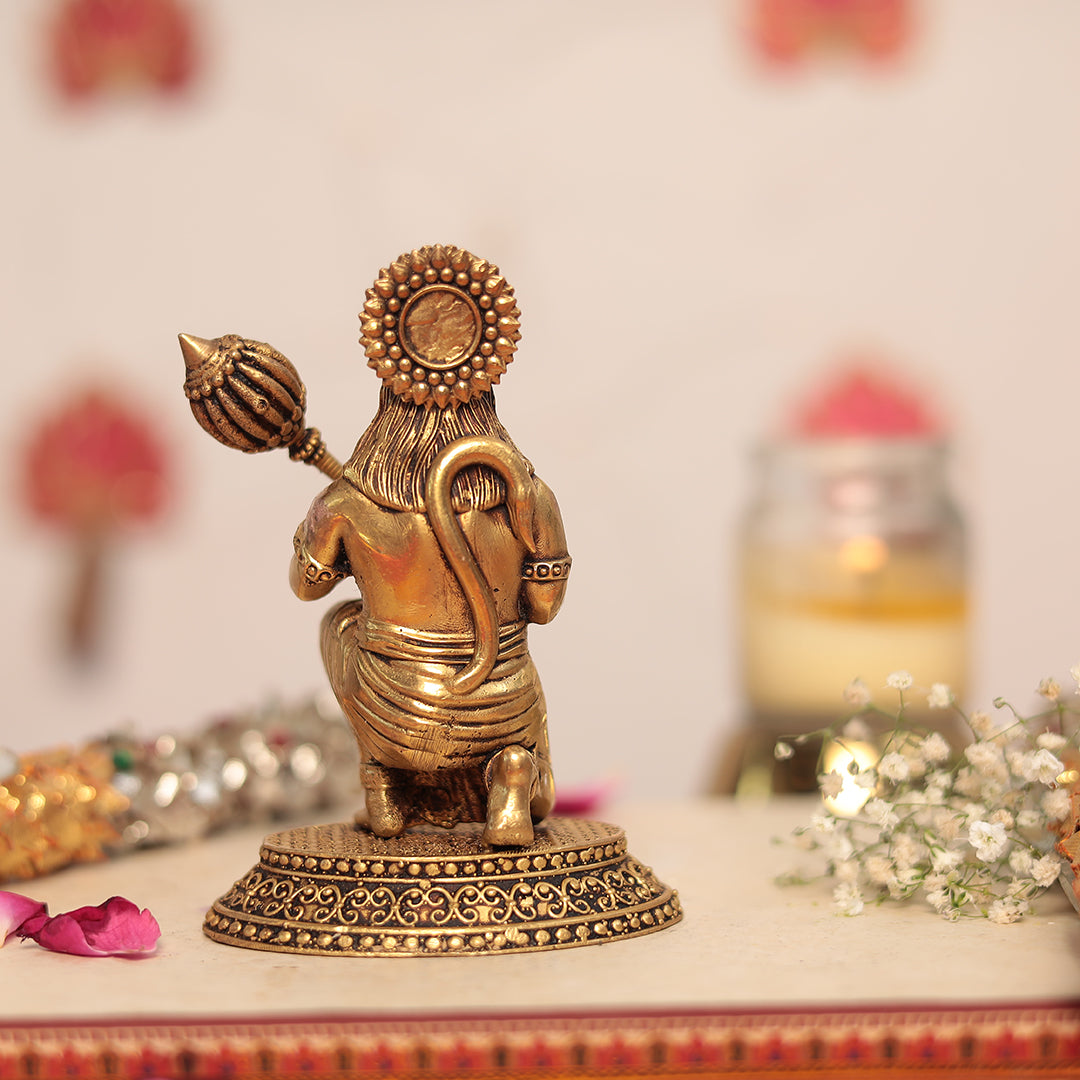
299, 553, 344, 586
294, 534, 344, 586
522, 556, 572, 582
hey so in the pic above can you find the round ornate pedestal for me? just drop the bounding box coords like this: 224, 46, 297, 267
204, 817, 681, 956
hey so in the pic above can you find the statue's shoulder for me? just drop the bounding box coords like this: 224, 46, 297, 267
531, 474, 564, 517
309, 477, 382, 522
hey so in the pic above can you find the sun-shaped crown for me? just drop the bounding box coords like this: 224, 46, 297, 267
359, 245, 521, 409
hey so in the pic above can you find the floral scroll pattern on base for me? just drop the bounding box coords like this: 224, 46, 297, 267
204, 818, 681, 956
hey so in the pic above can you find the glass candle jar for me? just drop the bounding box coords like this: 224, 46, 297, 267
727, 436, 968, 794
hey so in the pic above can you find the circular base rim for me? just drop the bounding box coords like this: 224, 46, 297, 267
203, 817, 682, 956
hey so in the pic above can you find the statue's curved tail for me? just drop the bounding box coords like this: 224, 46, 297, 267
425, 437, 536, 696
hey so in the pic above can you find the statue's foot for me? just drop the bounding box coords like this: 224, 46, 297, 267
483, 745, 538, 847
357, 763, 406, 838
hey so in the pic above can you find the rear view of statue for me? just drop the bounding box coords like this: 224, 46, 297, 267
290, 245, 570, 846
182, 243, 679, 957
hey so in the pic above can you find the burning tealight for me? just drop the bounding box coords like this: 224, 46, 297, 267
821, 738, 879, 817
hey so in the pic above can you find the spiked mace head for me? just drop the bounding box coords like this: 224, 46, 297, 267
179, 333, 342, 479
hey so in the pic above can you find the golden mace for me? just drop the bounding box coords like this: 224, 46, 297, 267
178, 333, 343, 480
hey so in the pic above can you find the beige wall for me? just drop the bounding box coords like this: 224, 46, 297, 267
3, 1, 1079, 798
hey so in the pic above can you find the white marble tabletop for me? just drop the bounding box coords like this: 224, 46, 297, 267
2, 798, 1077, 1022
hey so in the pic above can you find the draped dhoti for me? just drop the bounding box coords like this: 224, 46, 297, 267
320, 602, 547, 775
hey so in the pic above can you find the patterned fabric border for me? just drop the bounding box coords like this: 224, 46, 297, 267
1, 1001, 1079, 1079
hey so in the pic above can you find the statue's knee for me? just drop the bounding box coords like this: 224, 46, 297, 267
320, 601, 362, 666
320, 600, 359, 640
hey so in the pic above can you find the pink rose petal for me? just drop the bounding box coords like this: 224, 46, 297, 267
21, 896, 160, 958
0, 890, 47, 945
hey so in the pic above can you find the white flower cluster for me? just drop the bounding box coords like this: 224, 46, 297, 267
781, 671, 1079, 924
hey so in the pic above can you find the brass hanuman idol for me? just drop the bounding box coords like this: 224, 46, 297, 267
181, 245, 680, 956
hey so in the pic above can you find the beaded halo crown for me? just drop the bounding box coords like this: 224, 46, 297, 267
359, 245, 522, 409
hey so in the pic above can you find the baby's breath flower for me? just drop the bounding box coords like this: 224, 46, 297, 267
1041, 787, 1071, 822
924, 783, 948, 810
926, 888, 950, 914
1037, 677, 1061, 701
920, 732, 951, 765
781, 678, 1080, 926
1036, 731, 1067, 752
899, 745, 928, 780
774, 741, 794, 761
834, 859, 860, 884
987, 897, 1028, 924
934, 811, 962, 842
1018, 748, 1066, 785
878, 752, 910, 782
843, 678, 871, 708
953, 767, 984, 798
864, 799, 899, 832
818, 771, 844, 799
910, 801, 936, 829
989, 898, 1028, 924
888, 868, 920, 899
927, 683, 952, 709
865, 855, 895, 885
1031, 854, 1063, 889
842, 717, 871, 741
969, 820, 1008, 862
1070, 663, 1080, 690
890, 832, 927, 870
965, 743, 1008, 784
931, 848, 962, 873
1008, 849, 1034, 876
820, 830, 854, 864
833, 881, 864, 916
852, 769, 877, 790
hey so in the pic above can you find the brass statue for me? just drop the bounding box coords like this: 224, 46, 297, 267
182, 245, 680, 956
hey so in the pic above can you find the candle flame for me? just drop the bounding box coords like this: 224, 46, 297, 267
838, 534, 889, 575
822, 739, 879, 816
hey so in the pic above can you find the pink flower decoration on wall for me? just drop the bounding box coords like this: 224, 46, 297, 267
48, 0, 198, 100
21, 383, 173, 661
750, 0, 914, 65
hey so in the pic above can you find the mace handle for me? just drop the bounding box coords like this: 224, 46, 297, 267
288, 427, 344, 481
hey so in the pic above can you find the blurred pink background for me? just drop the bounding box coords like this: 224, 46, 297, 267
3, 0, 1079, 799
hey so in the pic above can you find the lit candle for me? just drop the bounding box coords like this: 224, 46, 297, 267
723, 365, 968, 795
821, 738, 879, 817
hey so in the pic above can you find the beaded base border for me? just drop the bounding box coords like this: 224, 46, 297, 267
204, 817, 681, 956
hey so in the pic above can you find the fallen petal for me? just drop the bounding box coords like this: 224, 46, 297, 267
23, 896, 160, 957
0, 890, 47, 945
